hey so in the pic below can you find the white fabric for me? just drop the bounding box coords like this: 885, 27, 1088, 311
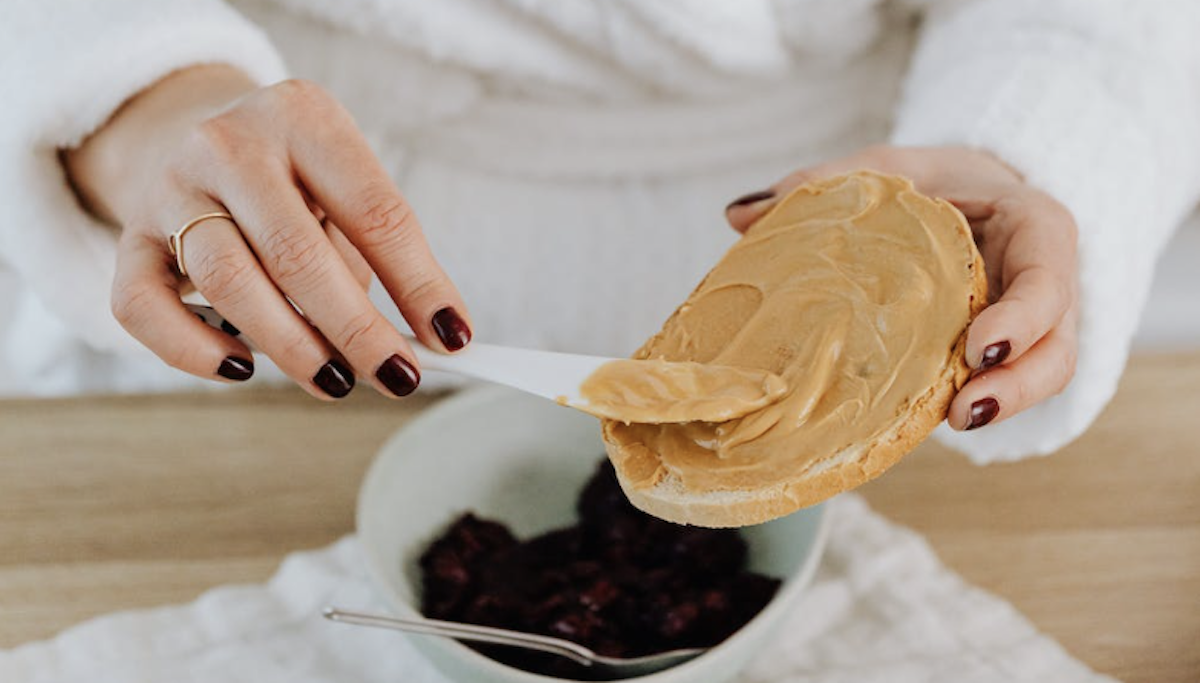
0, 495, 1116, 683
0, 0, 287, 395
2, 0, 1200, 462
892, 0, 1200, 460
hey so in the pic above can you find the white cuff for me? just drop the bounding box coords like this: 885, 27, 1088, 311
0, 0, 286, 359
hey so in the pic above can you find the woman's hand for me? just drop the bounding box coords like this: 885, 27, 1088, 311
725, 146, 1079, 431
66, 65, 471, 399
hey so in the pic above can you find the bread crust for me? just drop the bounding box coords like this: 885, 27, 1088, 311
602, 178, 988, 528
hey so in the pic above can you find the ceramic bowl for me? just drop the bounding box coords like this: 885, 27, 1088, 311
357, 385, 828, 682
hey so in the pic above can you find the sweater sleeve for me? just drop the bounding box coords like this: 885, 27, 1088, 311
0, 0, 286, 372
891, 0, 1200, 462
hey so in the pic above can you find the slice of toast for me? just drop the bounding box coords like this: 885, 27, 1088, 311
602, 171, 987, 527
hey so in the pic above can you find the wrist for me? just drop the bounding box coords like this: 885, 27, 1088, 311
64, 64, 258, 225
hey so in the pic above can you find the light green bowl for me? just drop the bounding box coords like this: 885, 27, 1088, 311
358, 385, 828, 683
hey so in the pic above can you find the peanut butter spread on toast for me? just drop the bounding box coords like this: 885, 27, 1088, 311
604, 171, 981, 493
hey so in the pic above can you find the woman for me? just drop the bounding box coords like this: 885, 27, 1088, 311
3, 0, 1198, 462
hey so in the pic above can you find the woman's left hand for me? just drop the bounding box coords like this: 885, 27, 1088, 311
724, 146, 1079, 431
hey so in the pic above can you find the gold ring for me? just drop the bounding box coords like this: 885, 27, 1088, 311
167, 212, 234, 278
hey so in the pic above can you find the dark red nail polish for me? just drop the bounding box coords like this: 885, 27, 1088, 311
726, 189, 775, 211
432, 307, 472, 352
313, 360, 355, 398
217, 357, 254, 382
376, 354, 421, 397
967, 397, 1000, 430
979, 341, 1011, 370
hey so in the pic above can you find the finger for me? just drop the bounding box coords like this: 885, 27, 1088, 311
177, 209, 357, 400
724, 152, 892, 232
784, 147, 1013, 199
948, 313, 1078, 431
963, 194, 1077, 369
964, 268, 1069, 370
283, 98, 472, 353
300, 190, 369, 290
724, 147, 1011, 233
725, 189, 781, 233
111, 232, 255, 383
324, 218, 372, 291
218, 174, 422, 398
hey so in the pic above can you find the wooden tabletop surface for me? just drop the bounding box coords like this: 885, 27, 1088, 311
1, 353, 1198, 682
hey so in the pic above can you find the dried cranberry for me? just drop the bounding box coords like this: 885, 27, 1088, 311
658, 600, 700, 640
702, 587, 731, 612
427, 553, 470, 586
417, 458, 783, 678
578, 578, 620, 611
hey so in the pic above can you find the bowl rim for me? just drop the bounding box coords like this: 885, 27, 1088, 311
357, 384, 832, 682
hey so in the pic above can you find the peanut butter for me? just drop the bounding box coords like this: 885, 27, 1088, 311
575, 359, 787, 424
606, 172, 980, 493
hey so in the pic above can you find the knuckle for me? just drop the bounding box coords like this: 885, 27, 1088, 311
1038, 193, 1079, 246
1053, 350, 1078, 396
110, 281, 156, 329
185, 116, 279, 176
783, 169, 818, 189
272, 78, 328, 107
1036, 266, 1074, 318
190, 116, 244, 162
859, 143, 892, 161
165, 344, 207, 374
336, 310, 384, 355
193, 249, 258, 305
1012, 374, 1033, 410
260, 224, 329, 287
276, 330, 317, 367
398, 269, 443, 304
162, 161, 200, 194
1024, 265, 1072, 315
1009, 191, 1079, 244
1052, 274, 1074, 313
1058, 208, 1079, 244
997, 195, 1036, 230
270, 79, 341, 125
860, 144, 903, 170
354, 192, 418, 250
1043, 195, 1078, 235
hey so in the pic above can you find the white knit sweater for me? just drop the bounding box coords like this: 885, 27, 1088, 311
2, 0, 1199, 463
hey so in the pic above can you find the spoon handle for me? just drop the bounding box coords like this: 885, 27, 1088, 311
187, 304, 608, 404
407, 339, 612, 403
322, 607, 597, 667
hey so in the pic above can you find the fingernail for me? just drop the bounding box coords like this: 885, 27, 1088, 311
376, 354, 421, 397
979, 341, 1011, 370
220, 319, 241, 337
313, 360, 355, 398
432, 307, 472, 352
725, 189, 776, 212
217, 356, 254, 382
966, 397, 1000, 430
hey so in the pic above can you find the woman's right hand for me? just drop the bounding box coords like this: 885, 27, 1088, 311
66, 65, 471, 399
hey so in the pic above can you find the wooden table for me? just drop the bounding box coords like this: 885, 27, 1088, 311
2, 354, 1198, 682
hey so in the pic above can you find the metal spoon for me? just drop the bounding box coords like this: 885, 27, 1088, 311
322, 607, 705, 678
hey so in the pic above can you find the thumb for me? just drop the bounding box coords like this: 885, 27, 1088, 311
725, 189, 780, 233
724, 168, 838, 233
